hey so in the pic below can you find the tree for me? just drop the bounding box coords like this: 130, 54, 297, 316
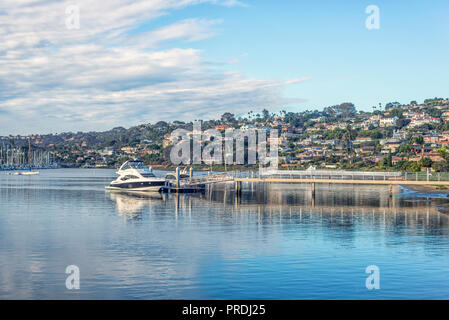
438, 146, 449, 160
342, 125, 356, 163
262, 109, 270, 121
385, 102, 401, 110
407, 161, 421, 172
221, 112, 235, 124
389, 108, 403, 119
422, 157, 433, 168
383, 150, 392, 167
396, 118, 411, 129
433, 161, 449, 172
370, 130, 383, 140
414, 135, 424, 146
323, 103, 356, 120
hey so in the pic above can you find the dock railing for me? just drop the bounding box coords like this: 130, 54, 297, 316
258, 168, 403, 181
257, 168, 449, 182
174, 168, 449, 186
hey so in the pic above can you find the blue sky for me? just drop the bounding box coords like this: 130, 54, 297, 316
0, 0, 448, 135
189, 0, 449, 110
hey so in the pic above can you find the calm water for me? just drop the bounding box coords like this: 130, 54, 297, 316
1, 169, 449, 300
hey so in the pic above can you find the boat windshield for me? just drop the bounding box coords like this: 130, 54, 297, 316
120, 161, 149, 171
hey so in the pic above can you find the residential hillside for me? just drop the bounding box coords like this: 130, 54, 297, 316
2, 98, 449, 172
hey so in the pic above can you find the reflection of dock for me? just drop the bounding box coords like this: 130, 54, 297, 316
229, 203, 441, 216
228, 169, 449, 198
164, 190, 449, 232
234, 178, 449, 186
107, 183, 449, 231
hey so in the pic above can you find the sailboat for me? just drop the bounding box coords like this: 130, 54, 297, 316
14, 138, 40, 175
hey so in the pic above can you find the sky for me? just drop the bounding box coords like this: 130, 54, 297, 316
0, 0, 448, 135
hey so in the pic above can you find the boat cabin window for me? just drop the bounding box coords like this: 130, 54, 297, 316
121, 175, 139, 181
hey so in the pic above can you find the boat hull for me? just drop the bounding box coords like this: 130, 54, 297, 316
106, 181, 165, 192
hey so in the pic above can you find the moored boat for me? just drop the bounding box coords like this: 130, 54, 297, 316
106, 160, 169, 192
14, 170, 40, 175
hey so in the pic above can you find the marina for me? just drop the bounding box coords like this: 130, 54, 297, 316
0, 141, 57, 172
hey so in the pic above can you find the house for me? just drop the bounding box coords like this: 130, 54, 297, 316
239, 124, 256, 131
435, 140, 449, 148
121, 146, 136, 155
359, 146, 375, 154
381, 141, 402, 153
215, 124, 230, 131
354, 137, 373, 145
392, 157, 407, 165
162, 135, 175, 148
442, 111, 449, 122
424, 152, 445, 163
98, 147, 115, 156
424, 135, 440, 145
379, 117, 398, 127
408, 113, 440, 127
362, 119, 379, 129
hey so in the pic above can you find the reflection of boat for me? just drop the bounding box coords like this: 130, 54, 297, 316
106, 161, 168, 192
108, 190, 162, 217
108, 189, 163, 199
14, 170, 40, 175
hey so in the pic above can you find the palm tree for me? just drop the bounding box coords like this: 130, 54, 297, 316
343, 125, 355, 164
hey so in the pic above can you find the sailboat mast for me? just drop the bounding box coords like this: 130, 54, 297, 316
28, 137, 32, 167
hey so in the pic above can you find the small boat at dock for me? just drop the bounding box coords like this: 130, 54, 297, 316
14, 170, 40, 176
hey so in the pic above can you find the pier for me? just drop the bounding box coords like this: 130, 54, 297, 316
172, 167, 449, 199
232, 168, 449, 186
168, 167, 449, 190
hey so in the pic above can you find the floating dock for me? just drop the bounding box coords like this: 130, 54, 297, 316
160, 167, 230, 193
161, 185, 206, 193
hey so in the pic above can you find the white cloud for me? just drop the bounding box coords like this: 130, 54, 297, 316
217, 0, 248, 8
0, 0, 306, 135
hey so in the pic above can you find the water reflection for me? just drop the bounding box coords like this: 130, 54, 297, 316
109, 182, 449, 233
108, 190, 162, 219
2, 170, 449, 299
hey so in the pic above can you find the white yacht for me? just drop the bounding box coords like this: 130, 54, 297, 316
106, 161, 168, 192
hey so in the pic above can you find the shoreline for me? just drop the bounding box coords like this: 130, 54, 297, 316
399, 184, 449, 195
